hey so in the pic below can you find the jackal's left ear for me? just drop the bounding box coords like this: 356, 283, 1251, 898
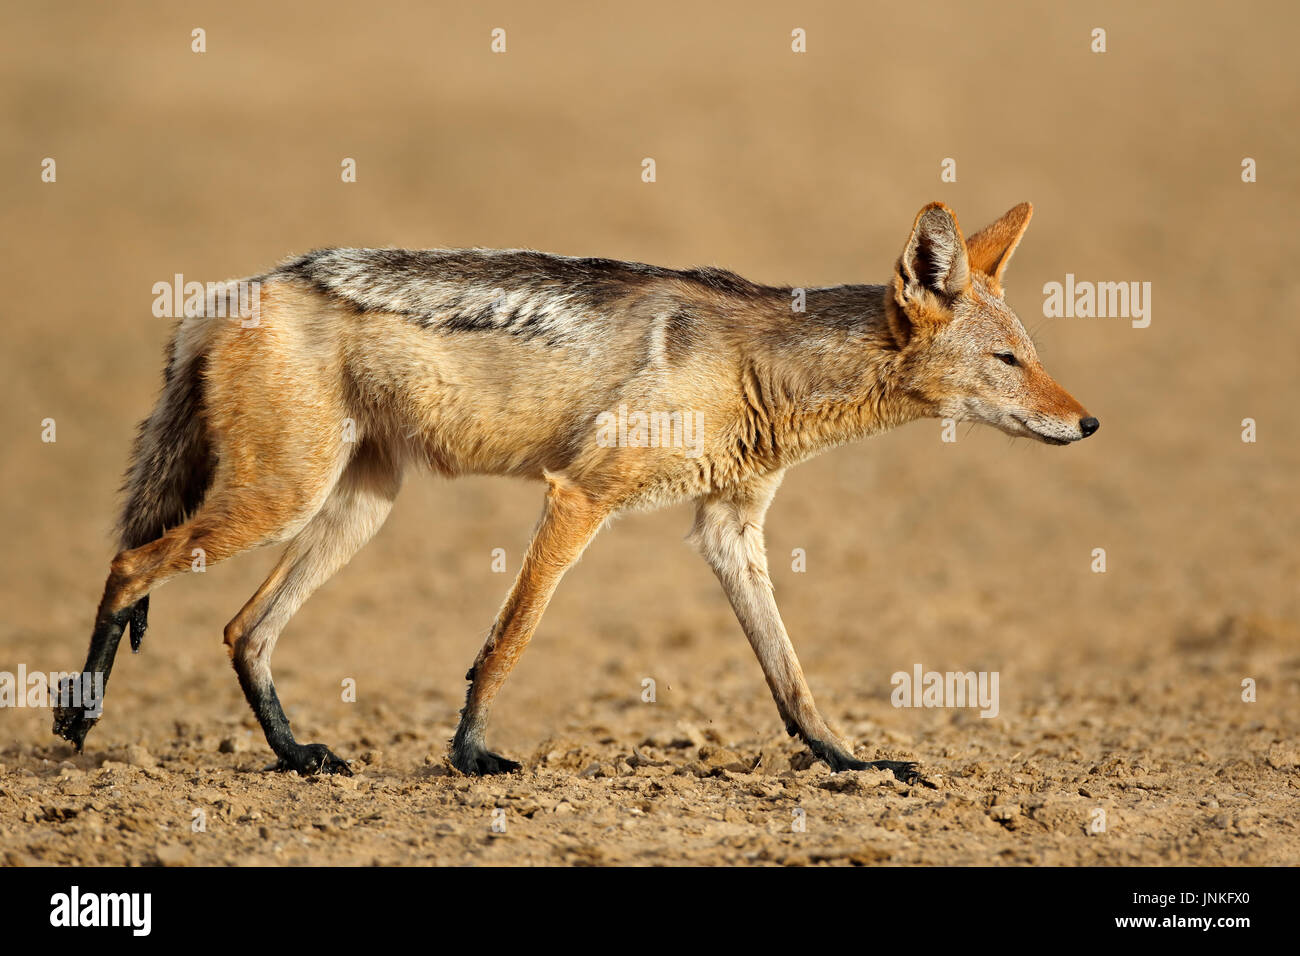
896, 201, 970, 302
965, 202, 1033, 290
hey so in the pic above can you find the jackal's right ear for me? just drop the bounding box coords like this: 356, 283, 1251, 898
965, 202, 1033, 292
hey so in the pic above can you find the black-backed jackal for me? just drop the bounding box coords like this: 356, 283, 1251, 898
54, 201, 1097, 779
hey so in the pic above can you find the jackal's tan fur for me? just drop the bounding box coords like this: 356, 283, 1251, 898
56, 201, 1095, 778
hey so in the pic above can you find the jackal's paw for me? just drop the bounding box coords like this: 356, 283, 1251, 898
835, 756, 924, 785
867, 759, 922, 785
451, 745, 521, 776
51, 678, 99, 751
820, 746, 923, 785
270, 743, 353, 777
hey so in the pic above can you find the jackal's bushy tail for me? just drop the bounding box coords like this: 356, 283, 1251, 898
115, 326, 216, 649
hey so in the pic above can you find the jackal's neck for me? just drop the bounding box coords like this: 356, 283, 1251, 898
739, 284, 925, 464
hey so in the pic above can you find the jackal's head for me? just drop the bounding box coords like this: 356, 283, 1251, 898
886, 201, 1098, 445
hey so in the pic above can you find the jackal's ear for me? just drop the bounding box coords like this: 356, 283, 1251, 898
895, 202, 970, 305
965, 202, 1033, 290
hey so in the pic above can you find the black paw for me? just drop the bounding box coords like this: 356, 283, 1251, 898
51, 676, 99, 751
860, 759, 922, 785
813, 740, 922, 784
831, 755, 922, 785
269, 743, 352, 777
451, 744, 521, 776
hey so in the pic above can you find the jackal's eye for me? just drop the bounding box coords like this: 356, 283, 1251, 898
994, 352, 1019, 367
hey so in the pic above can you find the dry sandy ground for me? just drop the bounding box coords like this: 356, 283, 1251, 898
1, 1, 1297, 866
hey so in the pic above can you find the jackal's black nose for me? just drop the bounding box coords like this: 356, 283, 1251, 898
1079, 417, 1100, 438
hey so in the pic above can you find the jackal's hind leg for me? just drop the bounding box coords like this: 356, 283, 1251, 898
451, 475, 607, 775
53, 595, 160, 748
224, 450, 401, 777
127, 596, 149, 653
689, 475, 919, 785
52, 600, 132, 751
52, 482, 304, 752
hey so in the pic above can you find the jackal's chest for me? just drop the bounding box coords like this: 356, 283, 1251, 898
604, 440, 786, 511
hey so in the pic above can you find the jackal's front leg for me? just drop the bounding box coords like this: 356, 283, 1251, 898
451, 474, 608, 775
690, 474, 917, 783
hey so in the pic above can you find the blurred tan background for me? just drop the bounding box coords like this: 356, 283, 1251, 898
1, 1, 1297, 865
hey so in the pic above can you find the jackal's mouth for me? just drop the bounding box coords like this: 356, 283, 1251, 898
1013, 416, 1072, 446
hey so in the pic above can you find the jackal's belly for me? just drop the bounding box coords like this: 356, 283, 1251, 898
383, 370, 761, 504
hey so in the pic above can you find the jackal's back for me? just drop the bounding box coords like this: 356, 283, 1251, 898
249, 248, 795, 498
270, 247, 770, 349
